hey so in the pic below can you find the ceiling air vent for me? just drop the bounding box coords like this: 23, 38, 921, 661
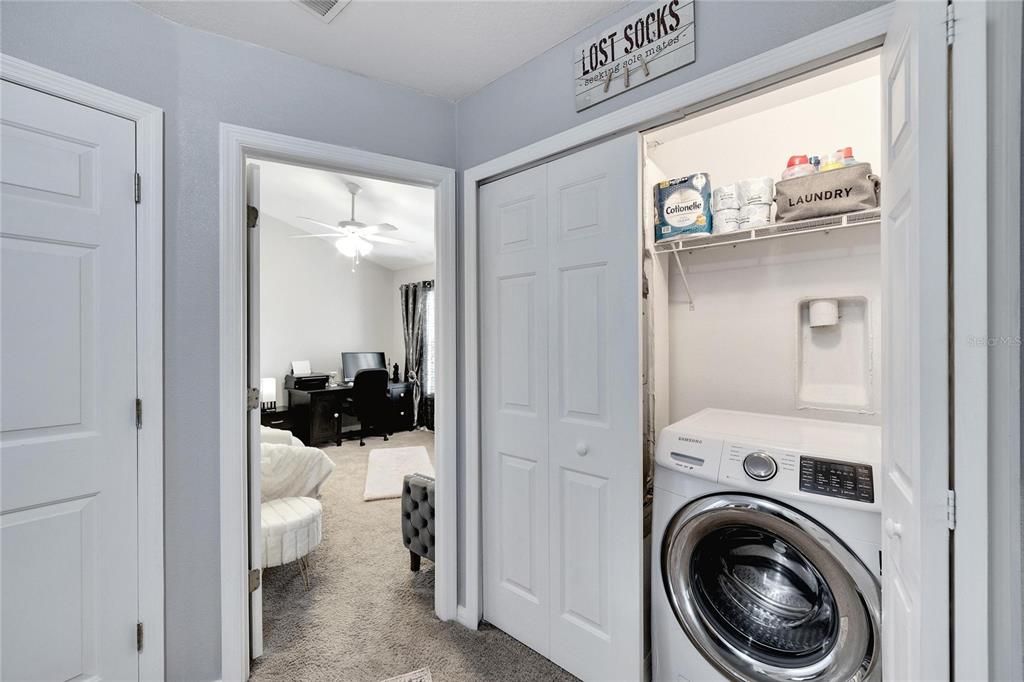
293, 0, 351, 24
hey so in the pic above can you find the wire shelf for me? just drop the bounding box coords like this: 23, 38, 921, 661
652, 209, 882, 255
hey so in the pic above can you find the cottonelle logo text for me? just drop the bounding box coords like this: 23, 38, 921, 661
663, 188, 705, 228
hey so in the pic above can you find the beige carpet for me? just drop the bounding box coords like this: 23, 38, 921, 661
252, 430, 577, 682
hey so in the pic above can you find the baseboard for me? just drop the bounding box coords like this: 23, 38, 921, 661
456, 605, 479, 630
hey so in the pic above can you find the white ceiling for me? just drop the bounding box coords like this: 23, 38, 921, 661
254, 159, 436, 271
138, 0, 627, 100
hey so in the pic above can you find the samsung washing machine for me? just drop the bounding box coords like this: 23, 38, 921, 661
651, 409, 882, 682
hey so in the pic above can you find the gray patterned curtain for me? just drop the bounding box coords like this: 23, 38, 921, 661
400, 280, 433, 425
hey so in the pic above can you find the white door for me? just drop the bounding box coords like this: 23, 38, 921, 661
880, 3, 951, 679
246, 162, 264, 662
545, 137, 642, 681
481, 165, 551, 656
1, 80, 140, 680
481, 134, 643, 681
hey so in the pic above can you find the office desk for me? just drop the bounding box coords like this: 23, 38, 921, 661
288, 381, 415, 447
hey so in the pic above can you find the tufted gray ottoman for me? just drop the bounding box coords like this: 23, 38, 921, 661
401, 473, 435, 571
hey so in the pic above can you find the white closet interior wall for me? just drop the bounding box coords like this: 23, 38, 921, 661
645, 55, 883, 427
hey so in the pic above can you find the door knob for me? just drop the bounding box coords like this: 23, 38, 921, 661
576, 442, 589, 456
884, 518, 903, 539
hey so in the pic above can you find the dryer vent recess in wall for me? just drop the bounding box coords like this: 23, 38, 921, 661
293, 0, 351, 23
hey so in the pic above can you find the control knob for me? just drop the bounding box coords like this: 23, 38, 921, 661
743, 451, 778, 481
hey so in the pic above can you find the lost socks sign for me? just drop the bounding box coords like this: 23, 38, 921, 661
574, 0, 695, 111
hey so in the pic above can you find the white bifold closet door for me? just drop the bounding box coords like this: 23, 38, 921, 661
879, 2, 951, 679
481, 134, 643, 681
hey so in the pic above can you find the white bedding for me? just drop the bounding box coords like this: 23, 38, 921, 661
261, 442, 335, 501
260, 425, 303, 447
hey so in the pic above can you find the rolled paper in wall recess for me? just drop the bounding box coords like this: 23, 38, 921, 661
712, 184, 740, 211
737, 176, 775, 206
809, 298, 840, 327
738, 203, 771, 229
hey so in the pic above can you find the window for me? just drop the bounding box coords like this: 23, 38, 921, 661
422, 287, 436, 396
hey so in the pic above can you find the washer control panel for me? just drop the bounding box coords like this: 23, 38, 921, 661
799, 456, 874, 503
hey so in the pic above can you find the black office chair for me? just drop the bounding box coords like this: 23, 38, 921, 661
352, 368, 390, 447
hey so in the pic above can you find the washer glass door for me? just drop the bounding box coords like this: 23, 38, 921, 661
662, 494, 880, 682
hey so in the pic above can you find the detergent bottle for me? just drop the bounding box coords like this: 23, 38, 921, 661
781, 155, 815, 180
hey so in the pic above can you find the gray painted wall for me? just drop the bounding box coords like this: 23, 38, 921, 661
0, 3, 454, 680
455, 0, 886, 170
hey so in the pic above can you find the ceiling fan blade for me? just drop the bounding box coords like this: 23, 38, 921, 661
364, 234, 412, 245
289, 233, 347, 238
298, 216, 342, 231
367, 222, 398, 232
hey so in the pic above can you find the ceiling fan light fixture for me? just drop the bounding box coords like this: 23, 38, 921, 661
335, 236, 372, 258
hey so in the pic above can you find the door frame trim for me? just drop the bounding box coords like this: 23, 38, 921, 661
217, 124, 457, 682
0, 53, 165, 681
460, 2, 896, 633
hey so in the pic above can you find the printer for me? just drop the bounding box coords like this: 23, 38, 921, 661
284, 373, 330, 391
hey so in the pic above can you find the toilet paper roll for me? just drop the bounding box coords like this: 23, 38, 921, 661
714, 209, 740, 234
809, 299, 840, 327
738, 176, 775, 206
712, 184, 740, 211
738, 203, 772, 229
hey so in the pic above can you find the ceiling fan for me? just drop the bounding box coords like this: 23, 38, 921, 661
292, 180, 410, 268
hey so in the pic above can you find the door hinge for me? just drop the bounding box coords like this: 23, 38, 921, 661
947, 489, 957, 530
135, 173, 142, 204
247, 387, 260, 411
249, 568, 261, 593
945, 3, 955, 46
135, 398, 143, 429
136, 622, 144, 652
247, 204, 259, 229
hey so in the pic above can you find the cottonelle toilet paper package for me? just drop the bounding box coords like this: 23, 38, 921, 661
654, 172, 713, 242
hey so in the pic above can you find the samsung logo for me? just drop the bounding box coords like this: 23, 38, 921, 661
676, 436, 702, 444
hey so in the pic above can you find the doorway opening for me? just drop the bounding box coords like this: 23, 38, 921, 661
474, 42, 949, 681
246, 157, 444, 677
218, 125, 458, 682
643, 51, 888, 682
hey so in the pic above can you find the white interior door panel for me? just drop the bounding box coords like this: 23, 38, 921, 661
480, 135, 643, 681
545, 137, 643, 682
1, 79, 139, 681
481, 165, 552, 655
879, 3, 950, 679
247, 162, 263, 662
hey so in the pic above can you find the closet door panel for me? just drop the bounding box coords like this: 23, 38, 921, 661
546, 135, 643, 682
480, 166, 550, 655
